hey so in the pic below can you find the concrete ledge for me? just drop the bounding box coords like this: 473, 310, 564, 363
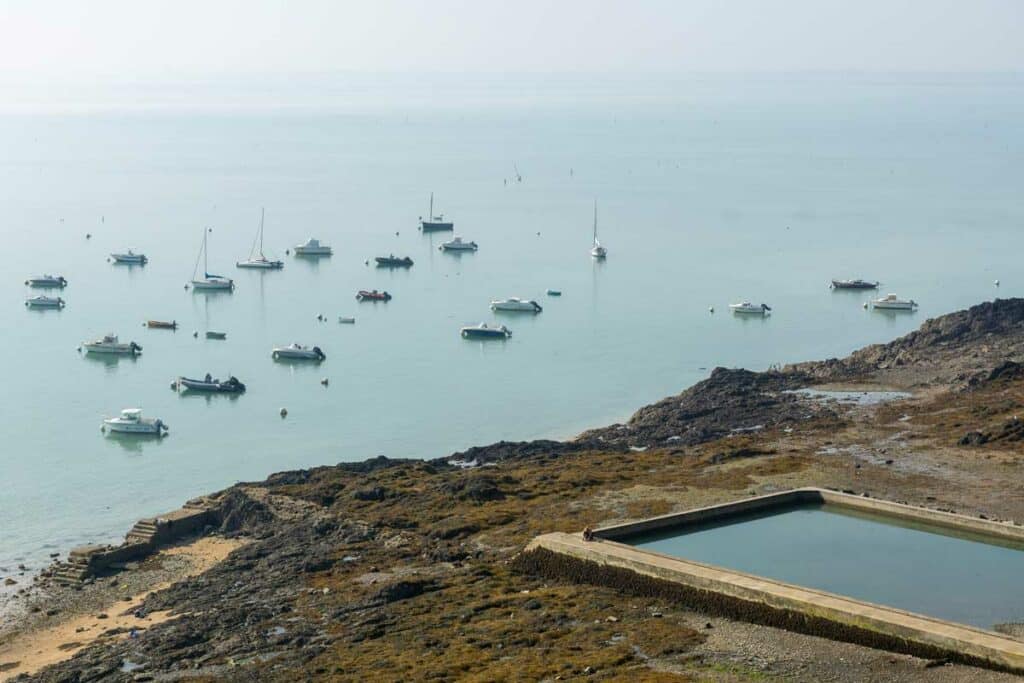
523, 488, 1024, 673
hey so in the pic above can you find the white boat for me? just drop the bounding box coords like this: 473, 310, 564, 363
591, 202, 607, 259
189, 229, 234, 291
729, 301, 771, 315
25, 274, 67, 288
419, 193, 454, 232
237, 208, 284, 269
111, 250, 148, 265
490, 297, 543, 313
872, 293, 917, 310
439, 236, 478, 252
82, 334, 142, 355
461, 323, 511, 339
272, 343, 326, 361
25, 295, 65, 308
293, 238, 332, 256
102, 408, 167, 435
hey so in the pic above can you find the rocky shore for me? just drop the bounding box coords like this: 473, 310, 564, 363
4, 298, 1024, 681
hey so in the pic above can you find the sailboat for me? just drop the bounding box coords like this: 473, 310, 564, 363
419, 193, 454, 232
237, 208, 283, 269
590, 202, 607, 259
189, 229, 234, 291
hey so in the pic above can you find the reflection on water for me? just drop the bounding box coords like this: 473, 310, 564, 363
104, 431, 167, 455
81, 352, 139, 371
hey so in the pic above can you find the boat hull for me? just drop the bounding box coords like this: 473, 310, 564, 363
111, 255, 147, 264
873, 302, 916, 310
103, 419, 164, 434
147, 320, 177, 329
491, 301, 542, 312
25, 298, 64, 308
84, 344, 139, 355
176, 377, 245, 393
236, 260, 283, 269
191, 279, 234, 290
832, 280, 878, 289
420, 222, 453, 232
375, 257, 413, 267
26, 278, 66, 288
730, 306, 768, 315
461, 326, 511, 339
294, 248, 332, 256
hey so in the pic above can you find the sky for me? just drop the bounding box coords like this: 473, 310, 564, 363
0, 0, 1021, 81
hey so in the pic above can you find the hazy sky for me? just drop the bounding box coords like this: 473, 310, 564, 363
1, 0, 1022, 79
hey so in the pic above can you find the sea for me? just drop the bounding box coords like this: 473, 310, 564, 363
1, 72, 1021, 578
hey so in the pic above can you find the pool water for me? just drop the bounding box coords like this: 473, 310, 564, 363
628, 504, 1024, 629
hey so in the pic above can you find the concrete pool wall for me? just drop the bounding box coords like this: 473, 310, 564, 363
518, 488, 1024, 673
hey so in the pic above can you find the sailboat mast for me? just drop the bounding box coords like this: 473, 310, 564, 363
259, 208, 265, 256
593, 202, 597, 243
204, 229, 209, 276
429, 193, 434, 220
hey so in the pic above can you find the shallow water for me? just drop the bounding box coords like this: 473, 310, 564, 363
628, 504, 1024, 629
1, 73, 1022, 574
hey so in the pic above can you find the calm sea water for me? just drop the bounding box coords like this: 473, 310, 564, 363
629, 504, 1024, 628
1, 74, 1022, 576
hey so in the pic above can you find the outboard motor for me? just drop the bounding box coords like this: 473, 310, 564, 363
313, 346, 326, 360
532, 301, 543, 312
131, 342, 142, 354
58, 276, 68, 287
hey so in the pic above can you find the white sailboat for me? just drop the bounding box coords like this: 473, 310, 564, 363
591, 202, 607, 259
189, 229, 234, 291
237, 208, 283, 269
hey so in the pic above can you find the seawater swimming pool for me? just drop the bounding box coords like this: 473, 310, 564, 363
627, 502, 1024, 629
525, 489, 1024, 672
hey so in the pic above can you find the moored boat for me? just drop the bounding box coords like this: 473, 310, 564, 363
25, 295, 65, 308
439, 237, 477, 252
591, 202, 607, 259
111, 250, 148, 265
461, 323, 511, 339
729, 301, 771, 315
102, 408, 167, 435
146, 320, 177, 330
356, 289, 392, 302
872, 293, 917, 310
272, 343, 326, 361
189, 229, 234, 291
490, 297, 542, 313
82, 334, 142, 355
375, 255, 414, 268
338, 316, 356, 324
546, 289, 562, 297
419, 193, 454, 232
293, 238, 332, 256
205, 331, 227, 340
25, 274, 67, 288
237, 208, 284, 269
832, 279, 879, 290
174, 373, 246, 393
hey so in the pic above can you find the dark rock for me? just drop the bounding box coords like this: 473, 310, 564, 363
373, 580, 437, 604
353, 486, 388, 502
217, 489, 273, 534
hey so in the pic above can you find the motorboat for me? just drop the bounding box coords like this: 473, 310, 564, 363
272, 343, 326, 361
419, 193, 454, 232
147, 320, 177, 330
872, 293, 917, 311
189, 229, 234, 291
461, 323, 511, 339
338, 317, 356, 324
237, 208, 284, 269
591, 202, 607, 259
490, 297, 542, 313
25, 274, 67, 288
82, 334, 142, 355
729, 302, 771, 315
25, 295, 65, 308
356, 289, 392, 302
205, 331, 227, 340
831, 279, 879, 290
439, 237, 478, 252
102, 408, 167, 435
293, 238, 332, 256
375, 255, 414, 268
111, 250, 148, 265
174, 373, 246, 393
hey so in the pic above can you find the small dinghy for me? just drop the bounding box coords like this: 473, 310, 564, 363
25, 295, 65, 308
293, 238, 332, 256
174, 373, 246, 393
82, 334, 142, 355
111, 250, 148, 265
729, 302, 771, 315
491, 297, 542, 313
375, 255, 414, 268
272, 343, 326, 361
25, 274, 67, 288
356, 289, 392, 302
546, 289, 562, 297
338, 317, 356, 324
871, 293, 917, 311
147, 320, 177, 330
461, 323, 511, 339
439, 237, 478, 252
205, 331, 227, 340
102, 408, 167, 435
831, 279, 879, 290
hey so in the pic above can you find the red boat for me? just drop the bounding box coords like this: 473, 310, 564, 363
356, 289, 392, 302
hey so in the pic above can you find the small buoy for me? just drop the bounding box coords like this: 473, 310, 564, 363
708, 306, 714, 313
193, 331, 198, 338
316, 314, 323, 322
208, 227, 213, 232
320, 377, 329, 386
280, 407, 288, 418
395, 231, 399, 236
364, 260, 369, 266
285, 249, 290, 255
995, 279, 1000, 286
86, 233, 91, 239
863, 302, 869, 309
